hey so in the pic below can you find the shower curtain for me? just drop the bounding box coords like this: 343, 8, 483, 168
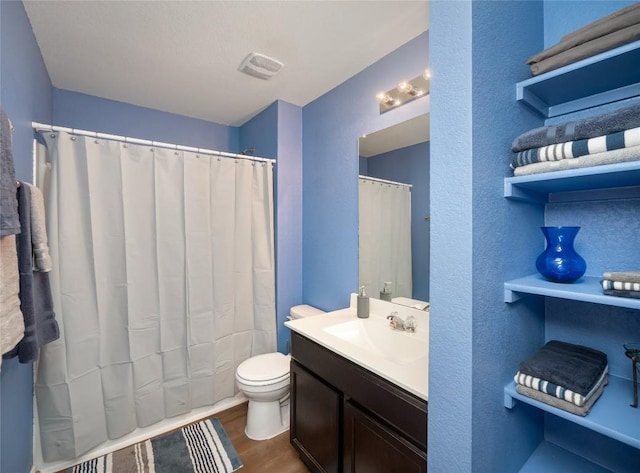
34, 131, 276, 462
358, 177, 412, 299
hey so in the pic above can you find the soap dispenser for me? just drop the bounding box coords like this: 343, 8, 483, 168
380, 282, 393, 302
357, 286, 369, 318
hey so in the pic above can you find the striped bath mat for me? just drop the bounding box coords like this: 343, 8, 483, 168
67, 418, 242, 473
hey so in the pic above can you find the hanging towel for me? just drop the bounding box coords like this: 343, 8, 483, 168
0, 107, 20, 237
0, 235, 25, 367
22, 182, 52, 271
3, 183, 58, 363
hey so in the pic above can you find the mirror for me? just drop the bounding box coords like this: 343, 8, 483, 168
358, 114, 430, 308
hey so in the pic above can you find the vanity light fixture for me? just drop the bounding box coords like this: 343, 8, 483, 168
377, 68, 430, 113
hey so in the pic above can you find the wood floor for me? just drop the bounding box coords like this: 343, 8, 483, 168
217, 402, 310, 473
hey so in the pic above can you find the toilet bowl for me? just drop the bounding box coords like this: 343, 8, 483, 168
235, 304, 324, 440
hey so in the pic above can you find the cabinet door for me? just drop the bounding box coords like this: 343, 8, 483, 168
290, 360, 342, 473
343, 400, 427, 473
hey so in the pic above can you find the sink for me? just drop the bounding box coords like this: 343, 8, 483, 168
323, 318, 427, 365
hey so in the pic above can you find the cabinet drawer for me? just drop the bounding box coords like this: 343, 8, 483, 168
291, 332, 427, 451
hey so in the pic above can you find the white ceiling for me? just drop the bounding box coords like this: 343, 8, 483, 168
359, 113, 430, 158
23, 1, 429, 127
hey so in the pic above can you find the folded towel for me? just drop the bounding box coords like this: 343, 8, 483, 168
3, 183, 58, 363
604, 288, 640, 300
516, 375, 607, 417
602, 279, 640, 292
513, 144, 640, 176
0, 235, 25, 367
530, 23, 640, 76
511, 126, 640, 168
0, 107, 20, 237
22, 182, 52, 272
527, 3, 640, 64
512, 103, 640, 153
514, 365, 608, 407
519, 340, 608, 396
603, 270, 640, 284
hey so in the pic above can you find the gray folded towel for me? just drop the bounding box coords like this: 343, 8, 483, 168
527, 3, 640, 64
512, 103, 640, 152
603, 270, 640, 284
519, 340, 608, 396
0, 107, 20, 237
530, 23, 640, 76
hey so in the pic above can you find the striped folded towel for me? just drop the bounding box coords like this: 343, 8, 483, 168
514, 365, 608, 407
602, 279, 640, 292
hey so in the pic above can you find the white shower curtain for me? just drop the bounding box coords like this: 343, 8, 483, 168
34, 131, 276, 462
358, 177, 412, 299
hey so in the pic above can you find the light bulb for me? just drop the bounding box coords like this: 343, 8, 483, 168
423, 69, 431, 80
397, 81, 412, 94
376, 92, 396, 106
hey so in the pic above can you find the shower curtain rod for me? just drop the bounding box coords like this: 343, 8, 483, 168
359, 174, 412, 188
31, 122, 276, 164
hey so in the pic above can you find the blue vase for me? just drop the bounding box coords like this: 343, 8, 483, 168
536, 226, 586, 283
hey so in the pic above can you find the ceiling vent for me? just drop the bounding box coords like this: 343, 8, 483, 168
239, 53, 284, 80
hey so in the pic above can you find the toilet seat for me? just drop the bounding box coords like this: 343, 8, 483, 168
236, 353, 291, 386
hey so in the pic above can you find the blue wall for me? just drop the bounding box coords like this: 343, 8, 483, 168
53, 88, 239, 152
365, 141, 430, 301
0, 1, 53, 472
239, 100, 304, 353
302, 30, 429, 311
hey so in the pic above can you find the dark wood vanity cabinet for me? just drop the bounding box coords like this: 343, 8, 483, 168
290, 332, 427, 473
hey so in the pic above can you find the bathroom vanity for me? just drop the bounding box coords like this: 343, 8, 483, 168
285, 297, 428, 473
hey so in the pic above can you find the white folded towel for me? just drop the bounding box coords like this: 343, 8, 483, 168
23, 182, 52, 272
0, 235, 25, 368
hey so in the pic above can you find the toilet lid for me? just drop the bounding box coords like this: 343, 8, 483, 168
237, 352, 290, 383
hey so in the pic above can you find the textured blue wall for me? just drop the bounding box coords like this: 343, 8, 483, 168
275, 101, 303, 353
53, 88, 239, 151
239, 102, 278, 159
365, 141, 430, 301
302, 30, 429, 311
0, 2, 53, 472
239, 100, 302, 354
430, 1, 546, 471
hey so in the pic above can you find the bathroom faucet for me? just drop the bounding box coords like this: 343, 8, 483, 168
386, 312, 416, 333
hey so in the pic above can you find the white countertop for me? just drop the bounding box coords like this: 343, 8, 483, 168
285, 294, 429, 400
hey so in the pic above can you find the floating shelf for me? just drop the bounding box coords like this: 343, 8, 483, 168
504, 274, 640, 310
518, 441, 611, 473
505, 161, 640, 203
516, 40, 640, 118
505, 375, 640, 449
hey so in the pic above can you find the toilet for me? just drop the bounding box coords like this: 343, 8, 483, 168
235, 304, 324, 440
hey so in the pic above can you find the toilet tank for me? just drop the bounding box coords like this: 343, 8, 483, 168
288, 304, 325, 320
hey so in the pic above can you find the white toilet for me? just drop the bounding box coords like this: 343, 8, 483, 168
235, 304, 324, 440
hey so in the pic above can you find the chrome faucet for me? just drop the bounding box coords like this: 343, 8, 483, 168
386, 312, 416, 333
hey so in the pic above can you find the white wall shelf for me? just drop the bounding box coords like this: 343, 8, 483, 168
505, 376, 640, 450
504, 161, 640, 204
516, 40, 640, 118
504, 274, 640, 310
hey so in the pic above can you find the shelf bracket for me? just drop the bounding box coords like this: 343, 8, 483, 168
504, 391, 517, 409
504, 180, 547, 204
504, 287, 520, 303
